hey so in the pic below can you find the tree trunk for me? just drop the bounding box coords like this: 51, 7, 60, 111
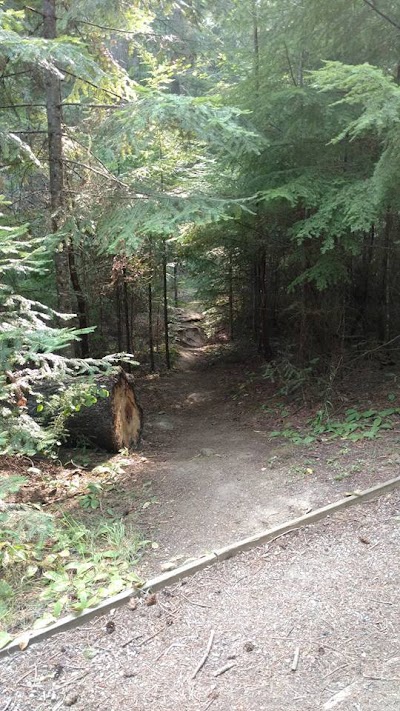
116, 282, 123, 352
122, 268, 132, 353
228, 251, 234, 341
351, 225, 375, 336
252, 0, 260, 97
148, 280, 155, 372
162, 238, 171, 369
173, 262, 178, 307
67, 243, 89, 356
42, 0, 72, 318
258, 248, 272, 359
381, 211, 393, 343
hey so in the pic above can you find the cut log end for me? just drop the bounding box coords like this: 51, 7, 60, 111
113, 371, 142, 450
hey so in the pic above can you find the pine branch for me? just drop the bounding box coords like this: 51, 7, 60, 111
362, 0, 400, 31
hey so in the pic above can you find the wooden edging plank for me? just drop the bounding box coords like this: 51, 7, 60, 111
1, 474, 400, 659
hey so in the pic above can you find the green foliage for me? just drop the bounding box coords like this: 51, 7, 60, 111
0, 201, 136, 456
312, 62, 400, 141
263, 357, 321, 397
0, 475, 148, 635
270, 407, 400, 445
79, 482, 103, 510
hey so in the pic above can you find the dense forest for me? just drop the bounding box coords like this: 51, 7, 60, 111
2, 0, 400, 452
1, 0, 400, 645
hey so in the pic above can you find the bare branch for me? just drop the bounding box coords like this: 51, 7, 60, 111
74, 18, 166, 38
362, 0, 400, 31
62, 158, 130, 188
7, 130, 48, 134
62, 69, 126, 101
0, 103, 47, 109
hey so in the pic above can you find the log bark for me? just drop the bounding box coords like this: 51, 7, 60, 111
66, 371, 143, 452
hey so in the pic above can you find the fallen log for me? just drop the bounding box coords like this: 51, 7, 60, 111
65, 370, 143, 452
27, 369, 143, 453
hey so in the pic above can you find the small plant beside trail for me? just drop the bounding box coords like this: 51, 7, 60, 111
263, 357, 322, 399
270, 407, 400, 445
0, 472, 151, 648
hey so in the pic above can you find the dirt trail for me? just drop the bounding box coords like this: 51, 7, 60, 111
136, 344, 398, 574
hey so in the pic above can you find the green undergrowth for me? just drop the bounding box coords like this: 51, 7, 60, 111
270, 407, 400, 445
0, 475, 152, 648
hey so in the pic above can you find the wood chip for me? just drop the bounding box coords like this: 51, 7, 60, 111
291, 647, 300, 671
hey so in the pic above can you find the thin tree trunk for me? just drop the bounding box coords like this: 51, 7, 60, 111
148, 280, 155, 372
228, 251, 234, 341
155, 304, 160, 353
162, 238, 171, 369
42, 0, 72, 318
258, 248, 272, 359
252, 0, 260, 97
381, 211, 392, 343
130, 294, 135, 351
351, 225, 375, 336
116, 282, 123, 352
122, 268, 132, 353
67, 243, 89, 356
173, 262, 178, 307
252, 259, 259, 339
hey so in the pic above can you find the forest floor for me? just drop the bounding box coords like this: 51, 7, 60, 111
2, 337, 400, 709
2, 492, 399, 710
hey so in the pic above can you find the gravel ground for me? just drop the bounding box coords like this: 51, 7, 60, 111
1, 490, 399, 711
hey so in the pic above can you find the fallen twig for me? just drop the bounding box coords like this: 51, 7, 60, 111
291, 647, 300, 671
214, 662, 236, 677
122, 626, 165, 649
17, 667, 36, 685
362, 674, 400, 682
121, 633, 142, 648
323, 663, 349, 679
365, 598, 393, 606
192, 630, 215, 680
262, 528, 303, 556
56, 671, 90, 688
1, 699, 12, 711
180, 592, 212, 609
